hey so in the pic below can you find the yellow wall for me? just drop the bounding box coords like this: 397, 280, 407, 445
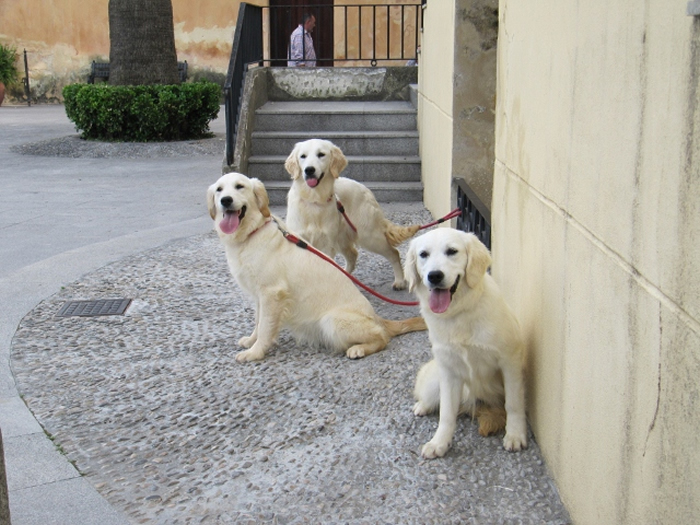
333, 0, 420, 66
0, 0, 253, 101
494, 0, 700, 523
416, 2, 454, 217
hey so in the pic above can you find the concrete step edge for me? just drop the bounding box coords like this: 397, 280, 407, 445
261, 181, 424, 193
256, 102, 416, 116
251, 131, 419, 139
249, 155, 421, 164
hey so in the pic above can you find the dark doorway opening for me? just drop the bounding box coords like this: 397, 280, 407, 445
269, 1, 334, 66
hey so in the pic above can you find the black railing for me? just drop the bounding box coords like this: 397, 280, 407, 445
224, 3, 263, 167
268, 3, 422, 67
454, 178, 491, 250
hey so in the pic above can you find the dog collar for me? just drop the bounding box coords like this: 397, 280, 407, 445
247, 218, 272, 238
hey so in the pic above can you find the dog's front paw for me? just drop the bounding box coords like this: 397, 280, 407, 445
238, 335, 256, 348
503, 432, 528, 452
235, 348, 265, 363
421, 439, 450, 459
413, 401, 434, 416
392, 280, 407, 291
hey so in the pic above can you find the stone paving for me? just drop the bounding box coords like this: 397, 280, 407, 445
11, 205, 571, 524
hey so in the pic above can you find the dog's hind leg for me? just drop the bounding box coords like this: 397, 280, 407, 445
377, 243, 407, 290
346, 339, 387, 359
235, 288, 288, 363
321, 313, 389, 359
341, 245, 358, 274
387, 246, 408, 290
501, 357, 528, 451
413, 360, 440, 416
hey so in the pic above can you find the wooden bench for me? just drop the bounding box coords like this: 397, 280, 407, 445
88, 60, 188, 83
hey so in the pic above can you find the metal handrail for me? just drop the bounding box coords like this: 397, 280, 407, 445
268, 3, 422, 66
224, 3, 263, 167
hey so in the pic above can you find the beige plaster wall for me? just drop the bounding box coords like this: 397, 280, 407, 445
0, 0, 249, 102
333, 0, 420, 67
417, 1, 454, 217
494, 0, 700, 523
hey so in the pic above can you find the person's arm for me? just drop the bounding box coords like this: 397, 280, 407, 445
289, 29, 304, 66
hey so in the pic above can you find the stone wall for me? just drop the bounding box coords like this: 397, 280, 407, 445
451, 0, 498, 208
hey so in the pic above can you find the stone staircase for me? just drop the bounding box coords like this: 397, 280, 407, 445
246, 100, 423, 205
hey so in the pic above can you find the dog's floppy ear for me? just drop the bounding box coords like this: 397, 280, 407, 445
251, 178, 271, 218
285, 144, 301, 180
404, 240, 421, 292
329, 143, 348, 178
207, 182, 218, 220
465, 233, 492, 288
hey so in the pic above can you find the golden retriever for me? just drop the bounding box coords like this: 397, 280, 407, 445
404, 228, 528, 458
285, 138, 420, 290
207, 172, 426, 362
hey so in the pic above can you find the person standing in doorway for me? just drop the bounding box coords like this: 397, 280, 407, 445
288, 13, 317, 67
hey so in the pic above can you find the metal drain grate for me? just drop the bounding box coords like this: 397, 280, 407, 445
56, 299, 132, 317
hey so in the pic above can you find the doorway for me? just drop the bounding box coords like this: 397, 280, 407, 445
269, 1, 334, 66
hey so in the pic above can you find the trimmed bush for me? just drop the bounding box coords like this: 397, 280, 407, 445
63, 82, 221, 142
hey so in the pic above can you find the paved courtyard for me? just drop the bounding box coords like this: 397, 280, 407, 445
0, 104, 570, 524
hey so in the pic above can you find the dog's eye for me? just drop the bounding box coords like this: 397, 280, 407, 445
235, 184, 244, 190
300, 154, 307, 159
318, 153, 325, 158
216, 186, 223, 192
446, 247, 458, 256
419, 250, 429, 259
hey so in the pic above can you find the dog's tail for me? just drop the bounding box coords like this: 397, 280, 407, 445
475, 405, 507, 436
381, 316, 427, 337
384, 221, 421, 247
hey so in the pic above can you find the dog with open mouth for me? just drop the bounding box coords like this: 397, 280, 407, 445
207, 172, 427, 362
285, 138, 420, 290
404, 228, 528, 458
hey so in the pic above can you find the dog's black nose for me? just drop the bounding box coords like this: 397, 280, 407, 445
427, 271, 444, 285
220, 196, 233, 208
304, 166, 316, 176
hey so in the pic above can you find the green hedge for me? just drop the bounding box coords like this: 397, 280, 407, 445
63, 82, 221, 142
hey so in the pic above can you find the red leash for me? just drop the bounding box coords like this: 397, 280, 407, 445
273, 218, 420, 307
335, 199, 357, 233
274, 207, 462, 307
337, 201, 461, 234
418, 207, 462, 230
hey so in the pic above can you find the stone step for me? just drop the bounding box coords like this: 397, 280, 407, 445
251, 131, 419, 157
261, 180, 424, 206
247, 155, 422, 182
254, 101, 417, 132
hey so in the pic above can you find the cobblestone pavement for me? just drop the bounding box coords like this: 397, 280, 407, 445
11, 206, 570, 524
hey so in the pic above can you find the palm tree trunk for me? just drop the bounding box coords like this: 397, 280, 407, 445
108, 0, 179, 85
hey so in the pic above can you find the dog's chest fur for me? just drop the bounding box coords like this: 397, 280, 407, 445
221, 223, 287, 290
287, 190, 349, 254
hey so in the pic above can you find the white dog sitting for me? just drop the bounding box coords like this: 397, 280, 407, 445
207, 172, 426, 362
285, 138, 420, 290
404, 228, 528, 458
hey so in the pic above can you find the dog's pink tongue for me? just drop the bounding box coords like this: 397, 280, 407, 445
306, 178, 319, 188
429, 289, 452, 314
219, 211, 241, 234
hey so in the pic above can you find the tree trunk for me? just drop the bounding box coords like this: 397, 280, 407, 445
108, 0, 179, 85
